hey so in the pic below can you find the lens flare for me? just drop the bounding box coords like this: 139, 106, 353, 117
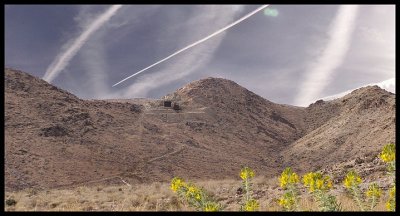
264, 8, 279, 17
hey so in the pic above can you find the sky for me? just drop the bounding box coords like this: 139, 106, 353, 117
5, 5, 395, 107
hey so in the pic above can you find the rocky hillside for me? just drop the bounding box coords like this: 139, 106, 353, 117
4, 68, 395, 191
281, 86, 395, 173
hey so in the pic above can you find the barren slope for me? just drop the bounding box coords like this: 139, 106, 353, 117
281, 86, 396, 173
5, 69, 305, 191
4, 68, 395, 192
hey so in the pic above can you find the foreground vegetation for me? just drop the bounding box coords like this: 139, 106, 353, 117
5, 144, 395, 211
169, 143, 395, 212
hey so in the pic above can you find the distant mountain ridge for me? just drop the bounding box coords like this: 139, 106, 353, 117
4, 68, 395, 191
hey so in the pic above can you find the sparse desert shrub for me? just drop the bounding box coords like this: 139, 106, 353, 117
343, 170, 365, 211
385, 185, 395, 211
5, 143, 395, 212
170, 177, 222, 211
277, 167, 301, 211
239, 167, 259, 211
379, 143, 395, 173
379, 143, 395, 211
302, 172, 341, 211
259, 144, 392, 211
340, 142, 396, 212
6, 198, 17, 206
365, 182, 382, 210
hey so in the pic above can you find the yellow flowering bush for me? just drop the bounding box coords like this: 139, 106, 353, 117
278, 191, 297, 211
302, 172, 340, 211
379, 143, 395, 163
243, 199, 260, 211
365, 183, 381, 198
279, 167, 299, 189
343, 170, 362, 189
170, 177, 222, 211
239, 167, 259, 211
365, 182, 382, 210
171, 177, 186, 192
379, 143, 396, 211
203, 202, 220, 212
303, 172, 333, 192
240, 167, 255, 180
167, 143, 394, 211
277, 167, 300, 211
379, 143, 395, 173
343, 170, 365, 211
385, 185, 395, 211
186, 185, 203, 202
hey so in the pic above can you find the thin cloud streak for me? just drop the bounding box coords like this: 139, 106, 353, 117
112, 4, 269, 87
43, 5, 123, 83
294, 5, 359, 107
80, 35, 109, 99
78, 5, 162, 99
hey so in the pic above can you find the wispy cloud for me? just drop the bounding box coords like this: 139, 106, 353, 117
293, 5, 359, 107
113, 5, 255, 98
76, 5, 162, 99
43, 5, 123, 83
79, 32, 109, 98
320, 77, 395, 101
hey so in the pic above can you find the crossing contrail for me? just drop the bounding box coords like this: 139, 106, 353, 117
112, 4, 269, 87
43, 5, 123, 83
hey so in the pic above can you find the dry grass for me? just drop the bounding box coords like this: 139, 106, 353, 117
4, 175, 390, 211
5, 182, 186, 211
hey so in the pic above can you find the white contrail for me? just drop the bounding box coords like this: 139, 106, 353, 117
118, 5, 241, 98
112, 4, 269, 87
294, 5, 359, 106
43, 5, 123, 83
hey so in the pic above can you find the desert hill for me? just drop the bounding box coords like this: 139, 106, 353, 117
4, 68, 395, 191
282, 86, 395, 173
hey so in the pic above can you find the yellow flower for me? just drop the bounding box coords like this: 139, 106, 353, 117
195, 193, 201, 201
290, 173, 299, 184
279, 174, 289, 188
188, 186, 196, 193
316, 179, 324, 190
366, 183, 381, 198
302, 172, 314, 187
386, 201, 393, 211
240, 167, 255, 180
204, 202, 220, 211
323, 176, 332, 190
278, 191, 296, 210
280, 167, 298, 189
309, 183, 315, 192
343, 171, 362, 189
326, 179, 333, 189
185, 184, 202, 200
385, 185, 396, 211
171, 177, 186, 192
244, 199, 259, 211
389, 185, 395, 198
303, 172, 332, 192
379, 143, 395, 163
278, 198, 288, 207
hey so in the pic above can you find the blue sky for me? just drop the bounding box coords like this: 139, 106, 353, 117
5, 5, 395, 106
